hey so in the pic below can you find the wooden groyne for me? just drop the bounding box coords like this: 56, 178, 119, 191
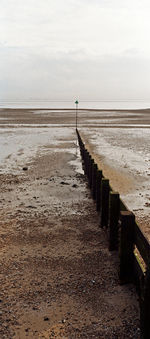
76, 128, 150, 339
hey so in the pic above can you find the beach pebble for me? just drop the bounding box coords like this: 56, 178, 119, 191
60, 181, 69, 185
62, 319, 66, 323
44, 316, 49, 321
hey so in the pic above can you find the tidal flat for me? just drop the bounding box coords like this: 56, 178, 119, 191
0, 107, 149, 236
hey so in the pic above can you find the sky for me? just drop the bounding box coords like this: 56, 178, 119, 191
1, 0, 150, 101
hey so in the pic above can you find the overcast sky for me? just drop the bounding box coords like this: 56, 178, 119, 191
1, 0, 150, 101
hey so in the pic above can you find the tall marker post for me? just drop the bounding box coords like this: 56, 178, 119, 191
75, 100, 79, 130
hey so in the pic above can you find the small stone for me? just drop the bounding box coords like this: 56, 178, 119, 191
62, 319, 66, 323
44, 316, 49, 321
60, 181, 69, 185
27, 205, 37, 209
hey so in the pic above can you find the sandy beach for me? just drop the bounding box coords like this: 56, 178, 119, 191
0, 107, 149, 338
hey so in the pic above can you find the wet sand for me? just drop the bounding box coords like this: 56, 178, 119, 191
0, 108, 148, 338
0, 107, 150, 126
79, 127, 150, 237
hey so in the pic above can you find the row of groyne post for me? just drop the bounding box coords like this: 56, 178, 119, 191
76, 128, 150, 339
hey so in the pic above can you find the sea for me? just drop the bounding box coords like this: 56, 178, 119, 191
0, 100, 150, 109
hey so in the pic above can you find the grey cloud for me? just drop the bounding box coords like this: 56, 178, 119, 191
1, 46, 150, 100
1, 0, 150, 101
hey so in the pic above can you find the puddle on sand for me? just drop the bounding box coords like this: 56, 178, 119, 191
69, 140, 84, 175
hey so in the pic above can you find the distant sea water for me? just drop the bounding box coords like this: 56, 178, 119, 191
0, 100, 150, 109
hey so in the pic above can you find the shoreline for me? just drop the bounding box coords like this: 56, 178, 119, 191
1, 107, 150, 111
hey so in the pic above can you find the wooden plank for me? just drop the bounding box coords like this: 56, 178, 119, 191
140, 269, 150, 339
133, 254, 144, 296
89, 158, 94, 189
96, 170, 102, 212
108, 192, 120, 251
134, 222, 150, 266
119, 211, 135, 284
92, 163, 98, 200
100, 179, 110, 228
120, 199, 128, 212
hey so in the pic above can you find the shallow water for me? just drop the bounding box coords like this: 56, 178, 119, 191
1, 100, 150, 109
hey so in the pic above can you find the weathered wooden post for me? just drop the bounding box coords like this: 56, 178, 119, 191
78, 133, 81, 147
87, 154, 91, 183
119, 211, 135, 284
100, 178, 110, 228
80, 142, 84, 158
92, 163, 98, 200
84, 149, 88, 175
96, 170, 102, 212
82, 144, 85, 159
108, 192, 120, 251
86, 151, 89, 178
140, 269, 150, 339
89, 158, 94, 189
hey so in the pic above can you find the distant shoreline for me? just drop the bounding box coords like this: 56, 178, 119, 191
1, 100, 150, 110
0, 107, 150, 112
